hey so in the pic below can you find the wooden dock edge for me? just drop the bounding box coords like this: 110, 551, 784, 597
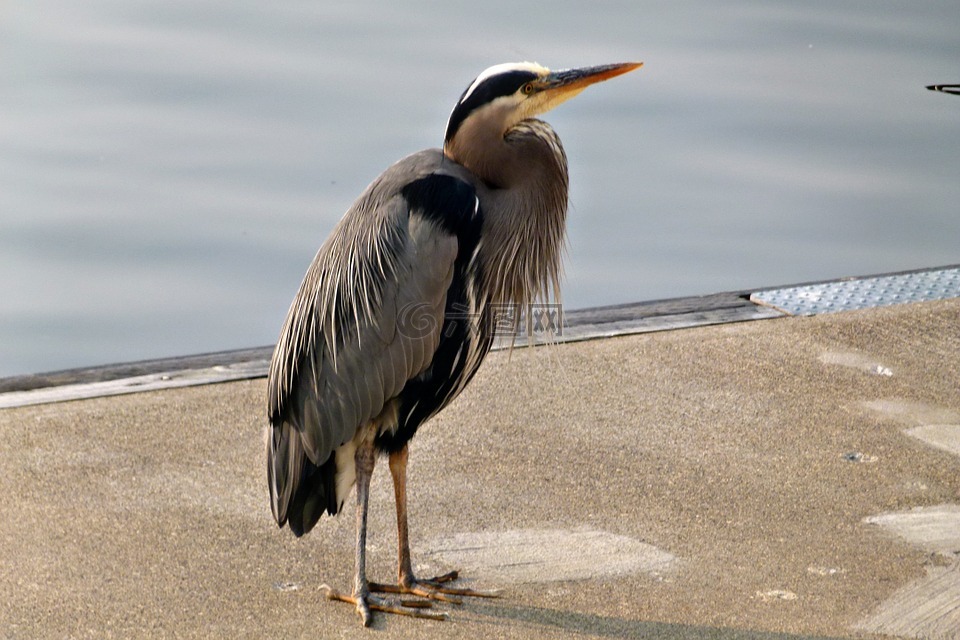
0, 292, 782, 409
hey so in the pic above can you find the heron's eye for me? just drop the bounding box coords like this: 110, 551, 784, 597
521, 83, 535, 95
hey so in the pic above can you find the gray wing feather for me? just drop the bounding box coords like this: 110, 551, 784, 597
267, 155, 460, 523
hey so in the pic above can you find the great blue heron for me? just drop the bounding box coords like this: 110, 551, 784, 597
266, 60, 642, 626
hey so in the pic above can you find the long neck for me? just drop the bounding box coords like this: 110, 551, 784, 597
446, 119, 569, 314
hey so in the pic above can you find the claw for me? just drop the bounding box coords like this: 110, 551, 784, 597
430, 570, 459, 584
417, 570, 502, 599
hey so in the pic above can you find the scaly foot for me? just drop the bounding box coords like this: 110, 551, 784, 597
320, 583, 447, 626
370, 570, 502, 604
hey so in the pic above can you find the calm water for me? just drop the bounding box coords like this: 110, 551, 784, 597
2, 1, 958, 377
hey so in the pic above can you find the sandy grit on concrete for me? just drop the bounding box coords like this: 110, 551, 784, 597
1, 299, 959, 639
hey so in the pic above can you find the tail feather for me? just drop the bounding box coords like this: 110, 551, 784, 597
267, 421, 338, 537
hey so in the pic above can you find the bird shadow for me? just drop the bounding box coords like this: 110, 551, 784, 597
463, 599, 843, 640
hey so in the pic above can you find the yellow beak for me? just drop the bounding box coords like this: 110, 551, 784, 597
543, 62, 644, 93
525, 62, 643, 117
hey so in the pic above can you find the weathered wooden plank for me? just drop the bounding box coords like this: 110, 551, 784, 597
501, 299, 782, 348
0, 360, 271, 409
855, 562, 960, 639
0, 347, 273, 394
0, 294, 783, 409
856, 505, 960, 639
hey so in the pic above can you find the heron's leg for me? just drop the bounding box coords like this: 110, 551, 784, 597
391, 444, 420, 588
321, 438, 446, 625
351, 437, 377, 623
368, 444, 500, 602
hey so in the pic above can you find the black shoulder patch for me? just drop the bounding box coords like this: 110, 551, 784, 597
444, 69, 538, 143
401, 174, 479, 238
376, 175, 491, 456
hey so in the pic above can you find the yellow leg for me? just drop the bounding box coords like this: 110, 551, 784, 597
367, 445, 501, 602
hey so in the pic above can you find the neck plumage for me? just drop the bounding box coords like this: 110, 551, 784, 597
445, 118, 569, 326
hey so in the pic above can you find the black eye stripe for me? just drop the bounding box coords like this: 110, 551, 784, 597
445, 70, 539, 143
462, 70, 537, 107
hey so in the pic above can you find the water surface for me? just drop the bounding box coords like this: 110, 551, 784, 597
2, 1, 958, 376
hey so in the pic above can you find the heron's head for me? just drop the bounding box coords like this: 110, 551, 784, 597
443, 61, 642, 159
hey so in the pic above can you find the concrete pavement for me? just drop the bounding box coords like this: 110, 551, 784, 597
2, 298, 959, 639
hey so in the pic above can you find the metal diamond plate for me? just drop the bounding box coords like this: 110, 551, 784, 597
750, 267, 960, 316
